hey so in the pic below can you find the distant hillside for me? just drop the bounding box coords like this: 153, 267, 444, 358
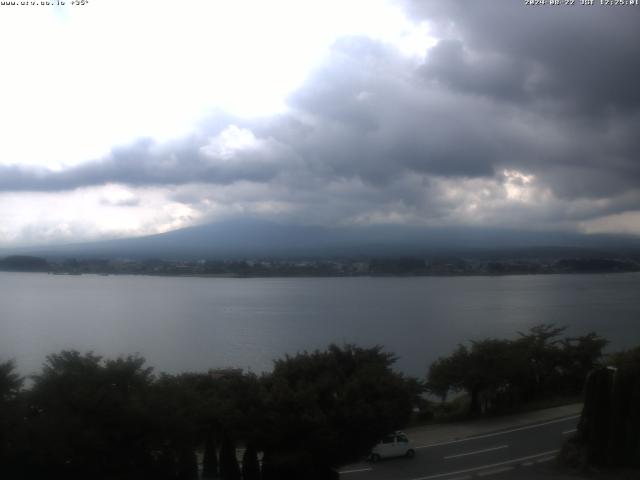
0, 255, 49, 272
3, 219, 640, 261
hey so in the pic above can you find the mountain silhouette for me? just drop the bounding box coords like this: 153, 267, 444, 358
5, 218, 640, 260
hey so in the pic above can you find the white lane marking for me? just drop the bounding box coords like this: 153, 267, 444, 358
477, 466, 514, 477
444, 445, 508, 460
408, 449, 559, 480
444, 476, 472, 480
562, 428, 577, 435
521, 461, 534, 466
415, 415, 580, 449
536, 456, 556, 463
339, 467, 373, 474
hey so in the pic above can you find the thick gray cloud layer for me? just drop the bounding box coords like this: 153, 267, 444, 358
407, 0, 640, 197
4, 1, 640, 233
410, 1, 640, 111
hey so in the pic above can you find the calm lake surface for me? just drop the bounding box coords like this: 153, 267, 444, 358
1, 272, 639, 377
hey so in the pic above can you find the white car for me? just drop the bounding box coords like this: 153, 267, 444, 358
369, 432, 415, 461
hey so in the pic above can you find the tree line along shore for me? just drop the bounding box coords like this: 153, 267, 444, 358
1, 324, 638, 479
1, 254, 639, 277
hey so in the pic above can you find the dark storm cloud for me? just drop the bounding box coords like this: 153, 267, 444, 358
2, 1, 640, 232
284, 37, 502, 180
404, 0, 640, 199
0, 135, 285, 192
421, 38, 532, 102
407, 0, 640, 111
1, 37, 520, 192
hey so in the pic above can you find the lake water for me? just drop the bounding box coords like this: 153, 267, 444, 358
1, 272, 639, 377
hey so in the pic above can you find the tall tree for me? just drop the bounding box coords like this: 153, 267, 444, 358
427, 325, 606, 416
0, 360, 24, 477
261, 344, 419, 477
558, 332, 608, 394
27, 351, 155, 479
241, 443, 261, 480
515, 324, 567, 399
202, 432, 219, 479
219, 433, 241, 480
0, 360, 22, 401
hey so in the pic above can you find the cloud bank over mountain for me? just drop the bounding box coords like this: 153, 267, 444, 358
1, 0, 639, 246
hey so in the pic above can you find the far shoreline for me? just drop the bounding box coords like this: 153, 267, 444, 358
0, 269, 638, 279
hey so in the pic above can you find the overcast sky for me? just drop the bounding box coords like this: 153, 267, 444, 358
1, 0, 639, 246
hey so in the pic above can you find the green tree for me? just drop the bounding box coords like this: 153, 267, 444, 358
0, 360, 24, 477
146, 373, 203, 479
426, 352, 460, 402
427, 340, 523, 415
465, 339, 524, 414
0, 359, 22, 401
202, 432, 219, 479
260, 344, 419, 477
219, 433, 241, 480
567, 346, 640, 469
514, 324, 567, 400
608, 346, 640, 467
26, 351, 156, 479
578, 367, 615, 465
558, 332, 608, 394
427, 325, 605, 416
241, 443, 260, 480
177, 448, 199, 480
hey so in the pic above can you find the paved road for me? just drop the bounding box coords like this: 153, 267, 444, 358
339, 414, 580, 480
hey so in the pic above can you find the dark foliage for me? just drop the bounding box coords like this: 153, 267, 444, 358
202, 433, 219, 479
554, 258, 638, 273
241, 443, 260, 480
575, 346, 640, 468
5, 334, 613, 479
177, 448, 198, 480
0, 360, 24, 478
0, 345, 412, 480
579, 367, 615, 465
427, 324, 607, 415
25, 351, 156, 479
0, 359, 22, 401
369, 257, 426, 274
0, 255, 49, 272
219, 434, 241, 480
260, 344, 420, 475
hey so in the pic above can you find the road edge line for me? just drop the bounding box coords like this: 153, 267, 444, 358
444, 445, 508, 460
415, 414, 580, 449
407, 449, 559, 480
